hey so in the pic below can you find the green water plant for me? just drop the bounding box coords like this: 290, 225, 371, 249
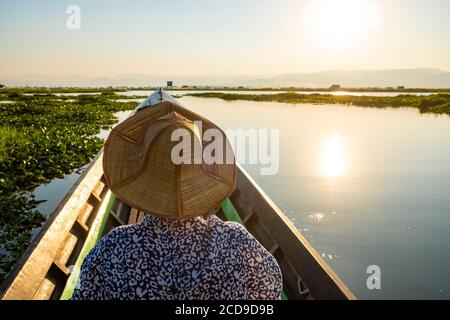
0, 94, 136, 283
186, 92, 450, 116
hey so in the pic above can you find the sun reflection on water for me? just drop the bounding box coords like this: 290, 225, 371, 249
320, 133, 347, 178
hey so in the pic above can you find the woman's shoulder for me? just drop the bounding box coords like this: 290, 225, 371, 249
210, 217, 264, 248
207, 214, 246, 234
95, 223, 143, 247
214, 219, 280, 263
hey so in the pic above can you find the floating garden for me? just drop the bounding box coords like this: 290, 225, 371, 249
186, 92, 450, 116
0, 90, 136, 282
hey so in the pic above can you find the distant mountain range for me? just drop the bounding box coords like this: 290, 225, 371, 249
1, 68, 449, 88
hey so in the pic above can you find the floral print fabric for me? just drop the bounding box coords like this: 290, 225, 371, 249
72, 213, 282, 300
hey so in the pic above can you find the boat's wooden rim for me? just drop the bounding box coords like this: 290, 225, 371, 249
60, 190, 115, 300
234, 163, 355, 300
0, 151, 106, 299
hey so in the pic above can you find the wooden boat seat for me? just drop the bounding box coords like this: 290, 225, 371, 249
127, 208, 146, 224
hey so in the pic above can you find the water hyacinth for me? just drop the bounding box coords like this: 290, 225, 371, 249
0, 92, 136, 283
186, 92, 450, 115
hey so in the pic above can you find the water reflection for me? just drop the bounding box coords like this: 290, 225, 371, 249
320, 133, 347, 178
304, 211, 328, 223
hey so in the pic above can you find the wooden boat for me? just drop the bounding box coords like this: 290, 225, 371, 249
0, 89, 355, 300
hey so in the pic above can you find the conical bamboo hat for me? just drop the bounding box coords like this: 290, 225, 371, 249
103, 105, 236, 219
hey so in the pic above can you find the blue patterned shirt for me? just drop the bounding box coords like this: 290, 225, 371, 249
72, 214, 282, 300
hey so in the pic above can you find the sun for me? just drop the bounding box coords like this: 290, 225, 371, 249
306, 0, 381, 46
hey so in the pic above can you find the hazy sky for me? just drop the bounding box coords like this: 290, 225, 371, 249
1, 0, 449, 76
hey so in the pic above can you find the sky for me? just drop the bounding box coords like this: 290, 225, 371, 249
0, 0, 449, 77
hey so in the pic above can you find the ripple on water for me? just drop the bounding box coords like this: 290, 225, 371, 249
303, 211, 331, 223
321, 253, 340, 260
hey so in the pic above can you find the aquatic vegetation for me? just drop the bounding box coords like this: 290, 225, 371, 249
0, 87, 128, 94
168, 86, 450, 93
0, 94, 136, 283
186, 92, 450, 117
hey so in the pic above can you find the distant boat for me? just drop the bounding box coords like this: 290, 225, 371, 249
0, 89, 355, 300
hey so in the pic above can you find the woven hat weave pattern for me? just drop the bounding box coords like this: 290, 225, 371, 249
103, 104, 236, 219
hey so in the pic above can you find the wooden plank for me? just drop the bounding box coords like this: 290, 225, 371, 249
136, 211, 146, 223
1, 151, 106, 300
245, 214, 277, 251
32, 279, 55, 300
77, 203, 94, 226
53, 260, 70, 276
92, 181, 105, 199
272, 249, 309, 299
112, 201, 127, 225
60, 190, 114, 300
128, 208, 138, 224
230, 190, 253, 222
54, 233, 78, 266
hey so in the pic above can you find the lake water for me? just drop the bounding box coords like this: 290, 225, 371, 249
179, 96, 450, 300
31, 92, 450, 299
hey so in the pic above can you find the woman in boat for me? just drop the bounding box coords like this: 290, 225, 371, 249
71, 108, 282, 300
